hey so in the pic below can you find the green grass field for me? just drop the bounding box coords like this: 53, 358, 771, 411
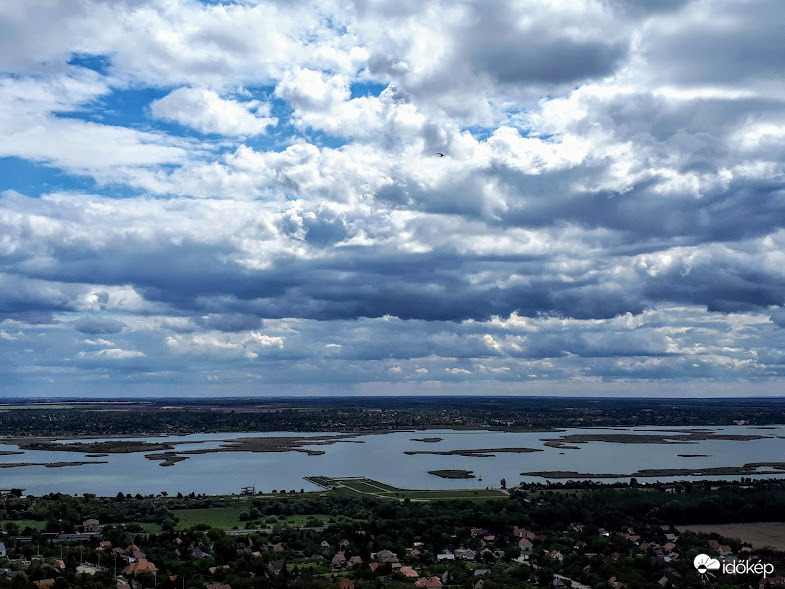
172, 506, 338, 530
165, 477, 504, 530
173, 506, 248, 529
318, 477, 506, 501
0, 519, 46, 531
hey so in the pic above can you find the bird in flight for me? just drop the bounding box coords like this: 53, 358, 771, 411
436, 153, 445, 157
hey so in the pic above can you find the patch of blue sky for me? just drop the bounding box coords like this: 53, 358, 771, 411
52, 86, 170, 130
350, 81, 387, 99
0, 157, 97, 197
67, 53, 112, 76
462, 126, 496, 142
305, 130, 348, 150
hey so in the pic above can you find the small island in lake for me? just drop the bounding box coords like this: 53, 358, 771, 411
428, 469, 475, 479
411, 437, 443, 443
406, 447, 542, 457
678, 454, 710, 457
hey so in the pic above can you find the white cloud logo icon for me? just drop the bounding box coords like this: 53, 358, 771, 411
694, 553, 721, 574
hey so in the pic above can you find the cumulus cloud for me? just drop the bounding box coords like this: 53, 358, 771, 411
78, 348, 145, 360
72, 317, 126, 335
1, 0, 785, 396
150, 88, 277, 136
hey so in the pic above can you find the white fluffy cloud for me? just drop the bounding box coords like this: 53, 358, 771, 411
1, 0, 785, 396
150, 88, 277, 136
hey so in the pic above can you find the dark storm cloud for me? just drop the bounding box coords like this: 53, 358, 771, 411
195, 313, 263, 332
497, 170, 785, 245
642, 0, 785, 85
771, 309, 785, 328
0, 188, 779, 326
454, 2, 628, 86
3, 0, 785, 394
611, 0, 691, 17
639, 253, 785, 313
360, 0, 632, 118
72, 316, 126, 334
0, 273, 78, 317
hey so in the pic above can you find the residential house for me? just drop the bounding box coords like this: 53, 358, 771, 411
399, 566, 419, 578
375, 549, 399, 564
123, 559, 158, 574
130, 548, 146, 560
480, 547, 496, 560
77, 565, 99, 575
267, 560, 285, 575
519, 538, 533, 552
83, 519, 101, 533
0, 542, 5, 558
33, 580, 55, 589
513, 527, 535, 539
206, 585, 231, 589
331, 552, 347, 567
0, 570, 26, 581
415, 577, 443, 588
338, 580, 354, 589
347, 556, 363, 568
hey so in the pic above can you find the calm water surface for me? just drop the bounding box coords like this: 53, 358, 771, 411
1, 426, 784, 495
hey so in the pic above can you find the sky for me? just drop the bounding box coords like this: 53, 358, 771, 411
1, 0, 784, 398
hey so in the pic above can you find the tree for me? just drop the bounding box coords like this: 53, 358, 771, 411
500, 478, 507, 490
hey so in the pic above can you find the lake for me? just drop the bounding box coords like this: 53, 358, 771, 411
1, 425, 785, 495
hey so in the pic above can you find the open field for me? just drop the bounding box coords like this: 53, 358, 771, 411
678, 522, 785, 550
0, 519, 46, 531
173, 505, 248, 529
308, 476, 506, 501
171, 505, 336, 530
0, 405, 79, 410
